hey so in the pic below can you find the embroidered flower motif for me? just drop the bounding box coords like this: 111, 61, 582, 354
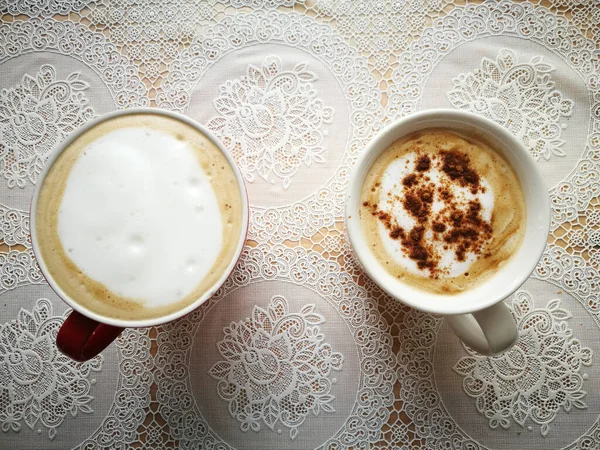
0, 298, 102, 440
0, 249, 43, 292
209, 295, 343, 440
0, 65, 95, 188
0, 205, 29, 247
207, 56, 334, 190
586, 208, 600, 228
453, 292, 592, 437
447, 49, 574, 161
319, 234, 344, 256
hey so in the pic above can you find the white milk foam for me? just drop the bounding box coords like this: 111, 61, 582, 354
58, 127, 223, 308
377, 153, 494, 278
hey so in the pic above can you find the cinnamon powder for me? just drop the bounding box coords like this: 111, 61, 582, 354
366, 149, 492, 277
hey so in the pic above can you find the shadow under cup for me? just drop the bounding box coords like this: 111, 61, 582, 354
30, 108, 249, 362
345, 109, 550, 355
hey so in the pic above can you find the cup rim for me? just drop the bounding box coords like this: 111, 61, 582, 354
345, 109, 550, 315
30, 107, 249, 328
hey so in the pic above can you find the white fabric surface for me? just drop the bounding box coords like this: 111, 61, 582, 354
0, 1, 599, 448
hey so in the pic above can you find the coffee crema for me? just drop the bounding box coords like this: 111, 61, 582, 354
35, 113, 244, 321
360, 129, 526, 294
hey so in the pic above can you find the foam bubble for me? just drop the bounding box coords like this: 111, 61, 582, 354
58, 127, 223, 308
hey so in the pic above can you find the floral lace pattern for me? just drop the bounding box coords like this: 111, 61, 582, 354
448, 49, 574, 161
0, 298, 102, 440
0, 204, 29, 247
454, 292, 593, 437
207, 56, 334, 189
0, 249, 43, 292
390, 302, 479, 448
224, 0, 301, 6
0, 281, 153, 449
0, 19, 148, 111
155, 243, 396, 449
547, 199, 600, 302
548, 0, 600, 44
0, 65, 95, 188
0, 204, 42, 292
2, 0, 90, 16
379, 274, 600, 448
83, 0, 217, 88
536, 244, 600, 317
75, 326, 153, 450
312, 0, 453, 76
209, 295, 343, 440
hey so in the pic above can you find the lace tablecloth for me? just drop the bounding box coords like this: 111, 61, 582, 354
1, 1, 599, 449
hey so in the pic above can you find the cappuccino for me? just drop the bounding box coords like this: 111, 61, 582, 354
35, 113, 244, 320
360, 129, 525, 294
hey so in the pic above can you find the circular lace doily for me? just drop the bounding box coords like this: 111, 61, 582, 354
157, 10, 384, 244
0, 284, 153, 449
436, 278, 599, 448
154, 243, 396, 449
386, 277, 600, 450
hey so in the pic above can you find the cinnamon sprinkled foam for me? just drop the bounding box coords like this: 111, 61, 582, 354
360, 129, 526, 295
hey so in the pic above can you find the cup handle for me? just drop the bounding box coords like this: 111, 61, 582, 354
57, 310, 124, 362
445, 301, 518, 356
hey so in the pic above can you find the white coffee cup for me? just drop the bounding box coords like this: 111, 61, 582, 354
345, 109, 550, 356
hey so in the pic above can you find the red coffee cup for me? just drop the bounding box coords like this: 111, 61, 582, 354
30, 108, 249, 362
